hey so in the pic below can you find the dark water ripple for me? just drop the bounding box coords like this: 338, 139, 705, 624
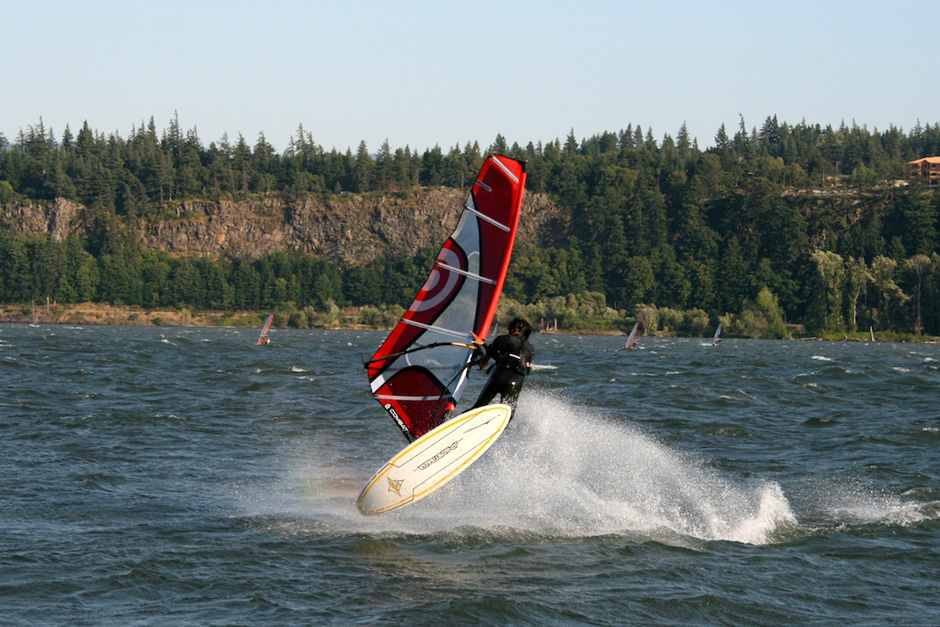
1, 325, 939, 625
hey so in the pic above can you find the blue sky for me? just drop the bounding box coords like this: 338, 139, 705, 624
4, 1, 938, 154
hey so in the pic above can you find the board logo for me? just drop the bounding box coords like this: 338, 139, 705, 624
386, 476, 403, 496
418, 441, 459, 470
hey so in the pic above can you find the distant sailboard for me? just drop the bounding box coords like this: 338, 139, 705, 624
712, 323, 723, 345
359, 154, 527, 513
625, 321, 640, 349
256, 314, 274, 345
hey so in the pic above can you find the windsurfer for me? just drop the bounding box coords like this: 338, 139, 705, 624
471, 317, 535, 414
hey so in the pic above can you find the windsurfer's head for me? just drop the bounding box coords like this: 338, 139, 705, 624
508, 317, 532, 339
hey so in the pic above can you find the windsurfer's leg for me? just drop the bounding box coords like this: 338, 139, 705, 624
472, 380, 499, 409
501, 376, 525, 419
478, 371, 521, 420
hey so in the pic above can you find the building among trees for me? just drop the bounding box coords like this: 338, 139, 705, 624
908, 157, 940, 186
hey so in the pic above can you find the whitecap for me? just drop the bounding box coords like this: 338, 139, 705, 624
812, 479, 936, 527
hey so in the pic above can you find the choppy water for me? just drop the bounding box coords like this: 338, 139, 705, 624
1, 325, 938, 625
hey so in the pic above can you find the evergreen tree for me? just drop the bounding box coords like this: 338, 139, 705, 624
353, 141, 374, 192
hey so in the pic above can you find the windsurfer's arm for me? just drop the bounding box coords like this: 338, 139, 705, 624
469, 333, 489, 369
471, 343, 490, 369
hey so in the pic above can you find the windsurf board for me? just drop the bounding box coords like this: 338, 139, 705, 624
356, 404, 511, 515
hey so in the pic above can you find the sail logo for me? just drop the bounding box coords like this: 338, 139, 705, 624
386, 476, 404, 496
418, 441, 459, 470
384, 403, 409, 436
411, 245, 465, 313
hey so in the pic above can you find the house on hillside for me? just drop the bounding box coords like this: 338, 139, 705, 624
908, 157, 940, 187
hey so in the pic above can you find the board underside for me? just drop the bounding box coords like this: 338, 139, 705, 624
356, 404, 511, 515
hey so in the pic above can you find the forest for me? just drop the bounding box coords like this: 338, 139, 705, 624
2, 114, 940, 338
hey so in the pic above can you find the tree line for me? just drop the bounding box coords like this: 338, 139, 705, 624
2, 115, 940, 337
0, 228, 432, 313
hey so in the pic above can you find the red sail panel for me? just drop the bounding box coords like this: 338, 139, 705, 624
367, 155, 527, 441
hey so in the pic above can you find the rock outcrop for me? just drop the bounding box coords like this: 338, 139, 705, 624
1, 189, 565, 264
0, 198, 84, 241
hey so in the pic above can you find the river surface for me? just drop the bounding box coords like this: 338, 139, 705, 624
1, 325, 938, 625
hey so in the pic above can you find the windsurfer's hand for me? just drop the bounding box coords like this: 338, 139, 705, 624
469, 343, 485, 366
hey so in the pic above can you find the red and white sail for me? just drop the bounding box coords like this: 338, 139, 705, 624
256, 314, 274, 345
366, 155, 527, 441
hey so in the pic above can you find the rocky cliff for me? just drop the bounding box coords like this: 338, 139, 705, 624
1, 189, 565, 264
0, 198, 84, 241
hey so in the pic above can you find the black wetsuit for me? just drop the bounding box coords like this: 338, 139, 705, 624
471, 332, 535, 411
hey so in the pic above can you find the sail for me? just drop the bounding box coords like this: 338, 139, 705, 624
256, 314, 274, 345
713, 323, 723, 344
626, 321, 640, 348
366, 155, 527, 441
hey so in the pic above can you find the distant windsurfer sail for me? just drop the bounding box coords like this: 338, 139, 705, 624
626, 321, 640, 349
257, 314, 274, 345
712, 323, 723, 345
365, 154, 527, 442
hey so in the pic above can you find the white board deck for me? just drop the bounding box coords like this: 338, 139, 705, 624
357, 404, 511, 515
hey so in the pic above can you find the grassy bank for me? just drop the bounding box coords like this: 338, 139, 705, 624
2, 302, 937, 343
0, 302, 369, 330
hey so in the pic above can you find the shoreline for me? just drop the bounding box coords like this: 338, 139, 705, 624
1, 302, 258, 328
2, 302, 937, 343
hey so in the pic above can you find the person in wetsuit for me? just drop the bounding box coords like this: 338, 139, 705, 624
471, 317, 535, 413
